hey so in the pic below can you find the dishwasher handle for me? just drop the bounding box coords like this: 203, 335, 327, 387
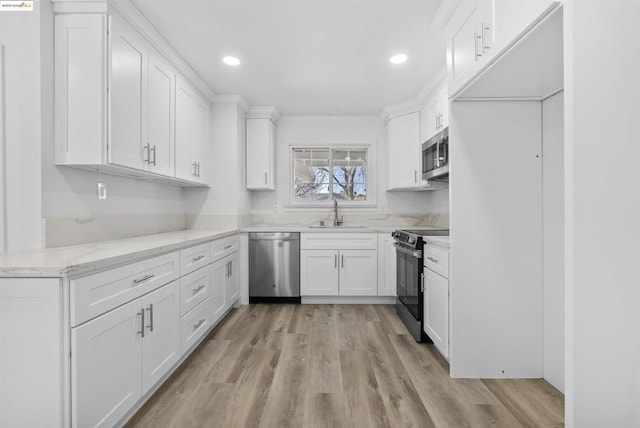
249, 233, 299, 242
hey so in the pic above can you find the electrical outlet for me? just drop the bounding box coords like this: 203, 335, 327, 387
97, 182, 107, 200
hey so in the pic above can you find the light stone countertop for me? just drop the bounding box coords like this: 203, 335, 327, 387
0, 229, 238, 278
0, 225, 449, 278
423, 235, 451, 249
239, 225, 447, 234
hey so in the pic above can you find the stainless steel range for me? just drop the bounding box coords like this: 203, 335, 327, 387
392, 228, 449, 342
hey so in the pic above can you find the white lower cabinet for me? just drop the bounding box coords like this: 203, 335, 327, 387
181, 297, 212, 355
423, 242, 450, 360
423, 268, 449, 359
210, 257, 228, 319
377, 233, 396, 296
300, 245, 377, 296
300, 250, 340, 295
225, 252, 240, 305
72, 280, 179, 428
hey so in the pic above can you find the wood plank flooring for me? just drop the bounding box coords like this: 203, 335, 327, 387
126, 304, 564, 428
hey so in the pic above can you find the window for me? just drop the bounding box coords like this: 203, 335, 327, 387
292, 147, 369, 204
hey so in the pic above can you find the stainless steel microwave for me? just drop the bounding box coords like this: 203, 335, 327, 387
422, 127, 449, 181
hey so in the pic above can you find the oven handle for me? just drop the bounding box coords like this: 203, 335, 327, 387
393, 242, 422, 259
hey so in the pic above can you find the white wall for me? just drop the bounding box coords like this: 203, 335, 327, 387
565, 2, 640, 426
251, 115, 448, 216
0, 1, 45, 250
542, 91, 564, 393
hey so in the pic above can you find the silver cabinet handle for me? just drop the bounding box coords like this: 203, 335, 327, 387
414, 170, 418, 183
225, 261, 230, 277
426, 256, 439, 263
193, 319, 205, 330
138, 309, 145, 338
481, 21, 490, 53
341, 254, 344, 268
192, 255, 206, 262
229, 261, 232, 277
334, 254, 337, 268
133, 274, 155, 284
146, 304, 154, 332
474, 31, 482, 61
264, 172, 268, 185
193, 284, 206, 294
192, 162, 197, 177
421, 273, 425, 293
224, 244, 233, 250
144, 144, 151, 163
197, 162, 201, 178
150, 145, 157, 166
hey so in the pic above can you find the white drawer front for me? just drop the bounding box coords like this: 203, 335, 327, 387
179, 266, 210, 316
210, 235, 239, 262
180, 297, 211, 355
424, 244, 449, 279
71, 251, 180, 326
180, 242, 211, 276
301, 233, 378, 250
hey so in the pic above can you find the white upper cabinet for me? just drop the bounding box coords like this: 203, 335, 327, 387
387, 112, 421, 190
446, 0, 557, 97
424, 86, 449, 141
146, 52, 176, 176
175, 78, 211, 184
109, 15, 147, 170
54, 9, 208, 186
246, 118, 276, 190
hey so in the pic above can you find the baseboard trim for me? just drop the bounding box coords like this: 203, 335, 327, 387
301, 296, 396, 305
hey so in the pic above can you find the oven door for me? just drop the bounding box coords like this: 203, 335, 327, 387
395, 243, 422, 321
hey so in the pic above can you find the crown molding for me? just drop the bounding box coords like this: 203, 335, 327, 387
246, 106, 281, 123
213, 94, 250, 112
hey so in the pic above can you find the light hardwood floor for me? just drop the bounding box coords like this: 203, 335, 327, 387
126, 304, 564, 428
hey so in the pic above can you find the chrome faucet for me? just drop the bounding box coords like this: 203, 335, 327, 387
333, 199, 343, 226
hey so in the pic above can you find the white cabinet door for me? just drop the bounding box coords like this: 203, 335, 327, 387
71, 299, 141, 428
377, 234, 396, 296
246, 118, 275, 190
146, 51, 175, 176
140, 281, 180, 393
175, 78, 210, 183
300, 250, 339, 296
192, 94, 211, 184
339, 250, 378, 296
424, 267, 449, 360
109, 14, 147, 170
210, 257, 227, 320
387, 112, 420, 189
446, 1, 493, 96
175, 78, 196, 181
225, 252, 240, 306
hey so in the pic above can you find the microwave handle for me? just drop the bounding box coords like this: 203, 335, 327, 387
435, 140, 440, 168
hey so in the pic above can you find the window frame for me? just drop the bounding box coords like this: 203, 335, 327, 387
287, 143, 376, 209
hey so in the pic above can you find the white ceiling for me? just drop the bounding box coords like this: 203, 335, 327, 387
129, 0, 446, 116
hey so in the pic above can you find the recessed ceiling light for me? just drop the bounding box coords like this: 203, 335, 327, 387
223, 56, 241, 66
390, 54, 408, 64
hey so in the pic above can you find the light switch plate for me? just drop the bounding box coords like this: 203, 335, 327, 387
97, 182, 107, 200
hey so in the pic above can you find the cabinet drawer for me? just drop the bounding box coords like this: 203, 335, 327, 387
301, 233, 377, 250
71, 251, 179, 326
179, 266, 210, 316
210, 235, 239, 262
180, 242, 211, 276
424, 244, 449, 279
180, 297, 211, 355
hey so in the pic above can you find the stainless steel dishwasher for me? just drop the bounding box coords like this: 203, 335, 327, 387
249, 232, 300, 303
